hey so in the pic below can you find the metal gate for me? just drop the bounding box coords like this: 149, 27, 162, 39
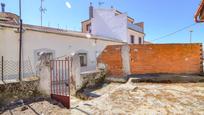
50, 60, 70, 109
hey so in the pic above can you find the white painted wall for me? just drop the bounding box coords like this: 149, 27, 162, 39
0, 27, 122, 78
0, 28, 19, 61
91, 9, 128, 42
91, 8, 145, 44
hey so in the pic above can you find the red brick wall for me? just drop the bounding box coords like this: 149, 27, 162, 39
130, 44, 203, 74
98, 44, 203, 76
97, 45, 123, 76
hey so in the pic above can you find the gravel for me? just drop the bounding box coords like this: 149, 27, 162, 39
1, 81, 204, 114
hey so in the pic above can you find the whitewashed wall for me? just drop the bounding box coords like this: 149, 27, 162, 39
91, 8, 145, 44
0, 27, 122, 78
0, 28, 19, 61
128, 29, 145, 44
91, 9, 128, 42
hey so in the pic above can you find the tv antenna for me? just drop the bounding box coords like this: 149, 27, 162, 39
98, 1, 105, 7
40, 0, 47, 26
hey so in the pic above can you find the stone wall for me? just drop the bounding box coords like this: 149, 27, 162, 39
80, 70, 106, 89
0, 80, 41, 107
75, 69, 107, 100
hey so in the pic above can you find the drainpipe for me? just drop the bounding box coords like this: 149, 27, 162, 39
19, 0, 23, 81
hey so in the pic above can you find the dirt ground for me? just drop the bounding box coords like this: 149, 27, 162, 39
2, 80, 204, 115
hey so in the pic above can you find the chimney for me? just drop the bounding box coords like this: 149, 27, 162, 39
1, 3, 5, 12
89, 2, 93, 19
135, 22, 144, 30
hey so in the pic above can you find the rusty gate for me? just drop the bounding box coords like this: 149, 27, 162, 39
50, 60, 70, 109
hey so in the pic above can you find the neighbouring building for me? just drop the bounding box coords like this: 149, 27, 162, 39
82, 3, 145, 44
195, 0, 204, 23
0, 8, 123, 80
144, 41, 152, 44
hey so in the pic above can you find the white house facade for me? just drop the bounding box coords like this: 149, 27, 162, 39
0, 3, 148, 81
0, 15, 123, 79
82, 4, 146, 44
91, 9, 128, 42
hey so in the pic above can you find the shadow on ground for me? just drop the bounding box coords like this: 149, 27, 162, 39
129, 74, 204, 83
0, 96, 69, 115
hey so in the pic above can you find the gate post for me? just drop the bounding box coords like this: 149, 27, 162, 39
70, 54, 81, 96
38, 61, 51, 95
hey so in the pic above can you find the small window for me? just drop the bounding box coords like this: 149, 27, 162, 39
79, 53, 87, 67
139, 37, 142, 44
130, 35, 134, 44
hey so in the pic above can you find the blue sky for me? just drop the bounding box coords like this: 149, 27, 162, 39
1, 0, 204, 44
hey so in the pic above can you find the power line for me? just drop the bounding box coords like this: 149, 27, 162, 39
150, 23, 197, 42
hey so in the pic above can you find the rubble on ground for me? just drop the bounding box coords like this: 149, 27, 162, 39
1, 75, 204, 114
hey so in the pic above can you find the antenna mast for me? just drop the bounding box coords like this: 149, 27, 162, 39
98, 1, 105, 7
40, 0, 46, 26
